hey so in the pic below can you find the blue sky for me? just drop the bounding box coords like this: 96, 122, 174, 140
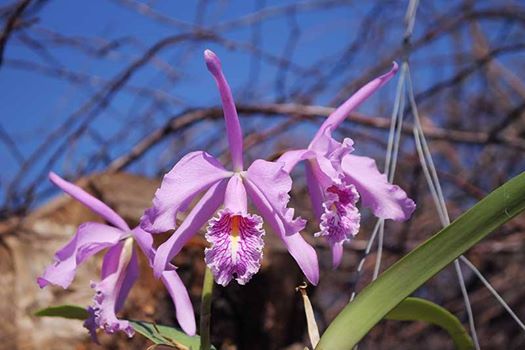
1, 0, 523, 208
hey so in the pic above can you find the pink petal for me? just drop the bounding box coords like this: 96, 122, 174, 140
309, 128, 354, 164
310, 62, 398, 145
204, 50, 244, 171
153, 180, 227, 277
37, 222, 124, 289
49, 172, 129, 231
161, 269, 197, 336
84, 241, 137, 341
315, 182, 361, 269
245, 159, 306, 236
305, 161, 324, 220
130, 227, 197, 336
277, 149, 315, 173
310, 132, 355, 184
244, 179, 319, 285
112, 245, 140, 313
331, 242, 344, 269
141, 151, 231, 233
130, 226, 155, 262
205, 209, 265, 286
341, 154, 416, 221
224, 174, 248, 214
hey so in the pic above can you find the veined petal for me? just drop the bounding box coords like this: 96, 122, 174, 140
84, 239, 137, 341
204, 49, 244, 171
310, 62, 399, 144
277, 149, 316, 173
341, 154, 416, 220
160, 269, 197, 336
37, 223, 124, 289
205, 209, 265, 286
315, 182, 361, 268
153, 180, 227, 277
244, 180, 319, 285
49, 172, 129, 231
141, 151, 231, 233
245, 159, 306, 235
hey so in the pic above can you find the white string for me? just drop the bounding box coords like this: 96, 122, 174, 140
459, 255, 525, 331
350, 219, 382, 302
372, 63, 409, 280
406, 68, 481, 349
351, 1, 524, 348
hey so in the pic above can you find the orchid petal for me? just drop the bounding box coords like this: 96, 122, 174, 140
84, 240, 136, 340
244, 180, 319, 285
153, 180, 227, 277
205, 176, 265, 286
341, 154, 416, 220
204, 49, 244, 171
310, 132, 355, 184
115, 246, 139, 312
305, 161, 325, 221
141, 151, 231, 233
130, 226, 155, 263
331, 242, 344, 268
101, 241, 124, 279
310, 62, 399, 145
129, 227, 196, 336
160, 269, 197, 336
277, 149, 316, 173
205, 209, 265, 286
245, 159, 306, 235
309, 127, 354, 162
224, 174, 247, 214
37, 222, 125, 289
49, 172, 129, 231
315, 182, 361, 268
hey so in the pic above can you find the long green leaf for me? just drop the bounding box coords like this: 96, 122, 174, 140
35, 304, 89, 320
386, 297, 473, 349
316, 172, 525, 350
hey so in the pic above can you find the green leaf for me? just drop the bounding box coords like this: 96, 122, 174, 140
34, 305, 212, 349
35, 304, 89, 320
316, 172, 525, 350
385, 297, 473, 349
130, 321, 215, 350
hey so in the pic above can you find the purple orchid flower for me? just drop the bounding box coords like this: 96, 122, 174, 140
141, 50, 319, 287
278, 63, 416, 268
37, 172, 196, 341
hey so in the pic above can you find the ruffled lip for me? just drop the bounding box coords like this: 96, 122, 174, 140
204, 209, 265, 286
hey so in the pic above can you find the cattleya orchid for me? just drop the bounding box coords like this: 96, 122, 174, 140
141, 50, 319, 286
37, 172, 196, 340
278, 63, 416, 268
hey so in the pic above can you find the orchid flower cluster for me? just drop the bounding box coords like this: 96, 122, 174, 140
38, 50, 415, 341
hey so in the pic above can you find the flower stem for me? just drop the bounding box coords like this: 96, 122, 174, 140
199, 266, 214, 350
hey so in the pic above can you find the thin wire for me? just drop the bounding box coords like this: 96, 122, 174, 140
372, 220, 385, 279
372, 63, 408, 281
407, 68, 481, 349
350, 219, 382, 302
459, 255, 525, 331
